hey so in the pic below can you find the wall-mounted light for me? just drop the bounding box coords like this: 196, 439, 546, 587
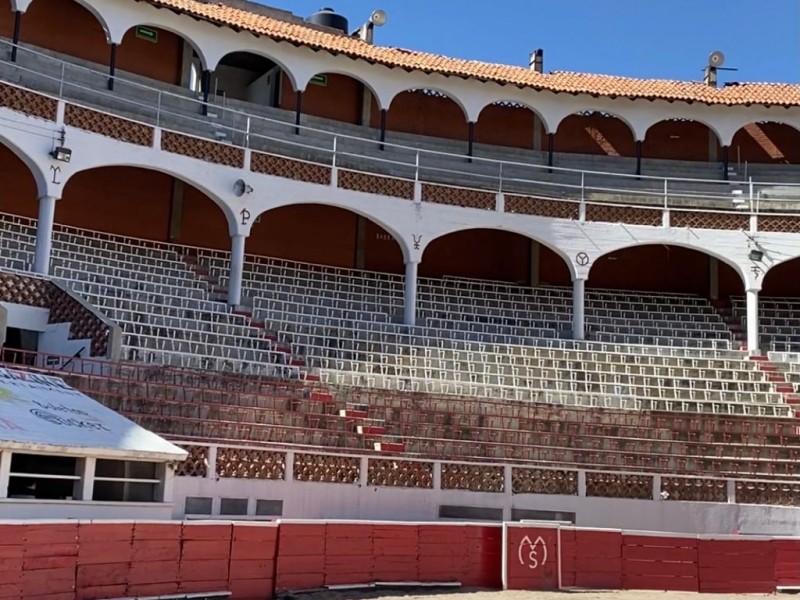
50, 146, 72, 163
748, 249, 764, 262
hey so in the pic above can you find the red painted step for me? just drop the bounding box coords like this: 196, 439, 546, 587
339, 409, 368, 420
305, 373, 321, 382
357, 425, 386, 436
374, 441, 405, 453
776, 385, 794, 394
750, 355, 769, 362
310, 391, 333, 403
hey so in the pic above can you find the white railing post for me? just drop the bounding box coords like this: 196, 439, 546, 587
245, 116, 251, 149
578, 171, 586, 221
662, 179, 670, 228
330, 135, 338, 188
59, 62, 65, 97
413, 150, 422, 203
156, 91, 162, 128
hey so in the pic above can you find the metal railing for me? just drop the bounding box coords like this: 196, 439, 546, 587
2, 39, 800, 213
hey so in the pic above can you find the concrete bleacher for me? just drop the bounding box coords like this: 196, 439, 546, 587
0, 211, 793, 419
733, 296, 800, 353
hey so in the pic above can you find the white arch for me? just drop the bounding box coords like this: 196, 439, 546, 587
252, 199, 412, 264
61, 162, 238, 236
297, 69, 388, 115
421, 225, 577, 281
0, 130, 51, 199
642, 117, 725, 148
551, 108, 638, 147
475, 99, 551, 134
211, 48, 307, 92
385, 87, 470, 124
119, 22, 209, 70
589, 241, 747, 289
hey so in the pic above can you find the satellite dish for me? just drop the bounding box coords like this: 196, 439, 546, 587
370, 9, 387, 26
708, 51, 725, 68
233, 179, 253, 197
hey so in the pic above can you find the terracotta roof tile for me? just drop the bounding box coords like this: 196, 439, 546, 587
144, 0, 800, 107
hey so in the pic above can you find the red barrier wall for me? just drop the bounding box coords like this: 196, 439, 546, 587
1, 520, 798, 599
505, 524, 796, 595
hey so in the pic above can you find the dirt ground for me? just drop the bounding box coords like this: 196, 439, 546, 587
285, 588, 777, 600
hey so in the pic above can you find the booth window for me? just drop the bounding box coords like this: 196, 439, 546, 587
7, 453, 79, 500
93, 459, 160, 502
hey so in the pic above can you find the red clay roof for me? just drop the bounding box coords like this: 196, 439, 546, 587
144, 0, 800, 107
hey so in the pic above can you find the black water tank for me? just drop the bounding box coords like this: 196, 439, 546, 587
307, 7, 349, 33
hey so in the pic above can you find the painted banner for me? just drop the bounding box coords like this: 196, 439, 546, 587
0, 368, 185, 458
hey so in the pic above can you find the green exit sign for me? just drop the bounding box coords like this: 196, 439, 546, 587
310, 74, 328, 87
135, 26, 158, 43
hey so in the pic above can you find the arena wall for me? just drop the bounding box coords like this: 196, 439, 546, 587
0, 520, 796, 600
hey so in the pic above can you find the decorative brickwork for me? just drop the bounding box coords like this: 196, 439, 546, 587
736, 481, 800, 507
441, 463, 504, 493
422, 184, 495, 210
176, 445, 208, 478
586, 472, 653, 500
0, 272, 110, 357
338, 170, 414, 200
251, 153, 331, 185
671, 210, 749, 230
505, 195, 579, 219
293, 453, 360, 484
512, 468, 579, 495
65, 104, 154, 146
161, 131, 244, 167
661, 476, 728, 503
0, 82, 57, 120
216, 447, 285, 480
585, 203, 661, 226
367, 459, 434, 488
757, 215, 800, 234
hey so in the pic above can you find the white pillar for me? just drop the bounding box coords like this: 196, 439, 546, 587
746, 288, 759, 354
33, 195, 57, 275
228, 234, 246, 307
0, 451, 10, 499
404, 261, 418, 327
572, 277, 586, 341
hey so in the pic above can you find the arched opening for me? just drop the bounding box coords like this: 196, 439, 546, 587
383, 89, 468, 142
60, 167, 228, 246
643, 119, 722, 163
213, 50, 284, 110
474, 101, 541, 150
757, 258, 800, 352
250, 204, 404, 272
553, 111, 637, 158
1, 0, 108, 65
421, 229, 571, 286
0, 142, 38, 219
283, 71, 374, 126
730, 122, 800, 166
117, 25, 199, 87
590, 244, 742, 297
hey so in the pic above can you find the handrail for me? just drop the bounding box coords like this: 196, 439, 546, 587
3, 39, 800, 213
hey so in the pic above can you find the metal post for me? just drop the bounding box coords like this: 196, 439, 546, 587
722, 145, 730, 181
746, 289, 759, 354
467, 121, 475, 159
107, 43, 118, 91
379, 108, 387, 151
10, 11, 21, 63
228, 234, 246, 307
547, 133, 554, 169
201, 69, 211, 116
294, 90, 302, 135
404, 261, 418, 327
59, 62, 65, 97
635, 140, 642, 176
156, 91, 162, 127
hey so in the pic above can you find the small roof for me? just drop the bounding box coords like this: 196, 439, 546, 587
144, 0, 800, 107
0, 368, 186, 461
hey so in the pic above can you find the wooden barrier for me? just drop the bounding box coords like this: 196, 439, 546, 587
622, 534, 699, 592
0, 519, 796, 598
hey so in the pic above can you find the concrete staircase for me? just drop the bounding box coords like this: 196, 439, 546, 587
749, 355, 799, 417
711, 298, 746, 350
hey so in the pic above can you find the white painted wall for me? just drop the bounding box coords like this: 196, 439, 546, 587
38, 321, 91, 360
1, 302, 48, 332
0, 498, 174, 519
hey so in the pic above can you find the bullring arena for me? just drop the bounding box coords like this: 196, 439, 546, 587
0, 0, 799, 598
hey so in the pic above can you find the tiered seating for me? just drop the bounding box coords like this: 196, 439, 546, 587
0, 214, 297, 378
732, 296, 800, 352
6, 353, 799, 479
0, 212, 787, 417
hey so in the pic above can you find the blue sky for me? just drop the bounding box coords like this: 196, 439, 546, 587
263, 1, 799, 83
